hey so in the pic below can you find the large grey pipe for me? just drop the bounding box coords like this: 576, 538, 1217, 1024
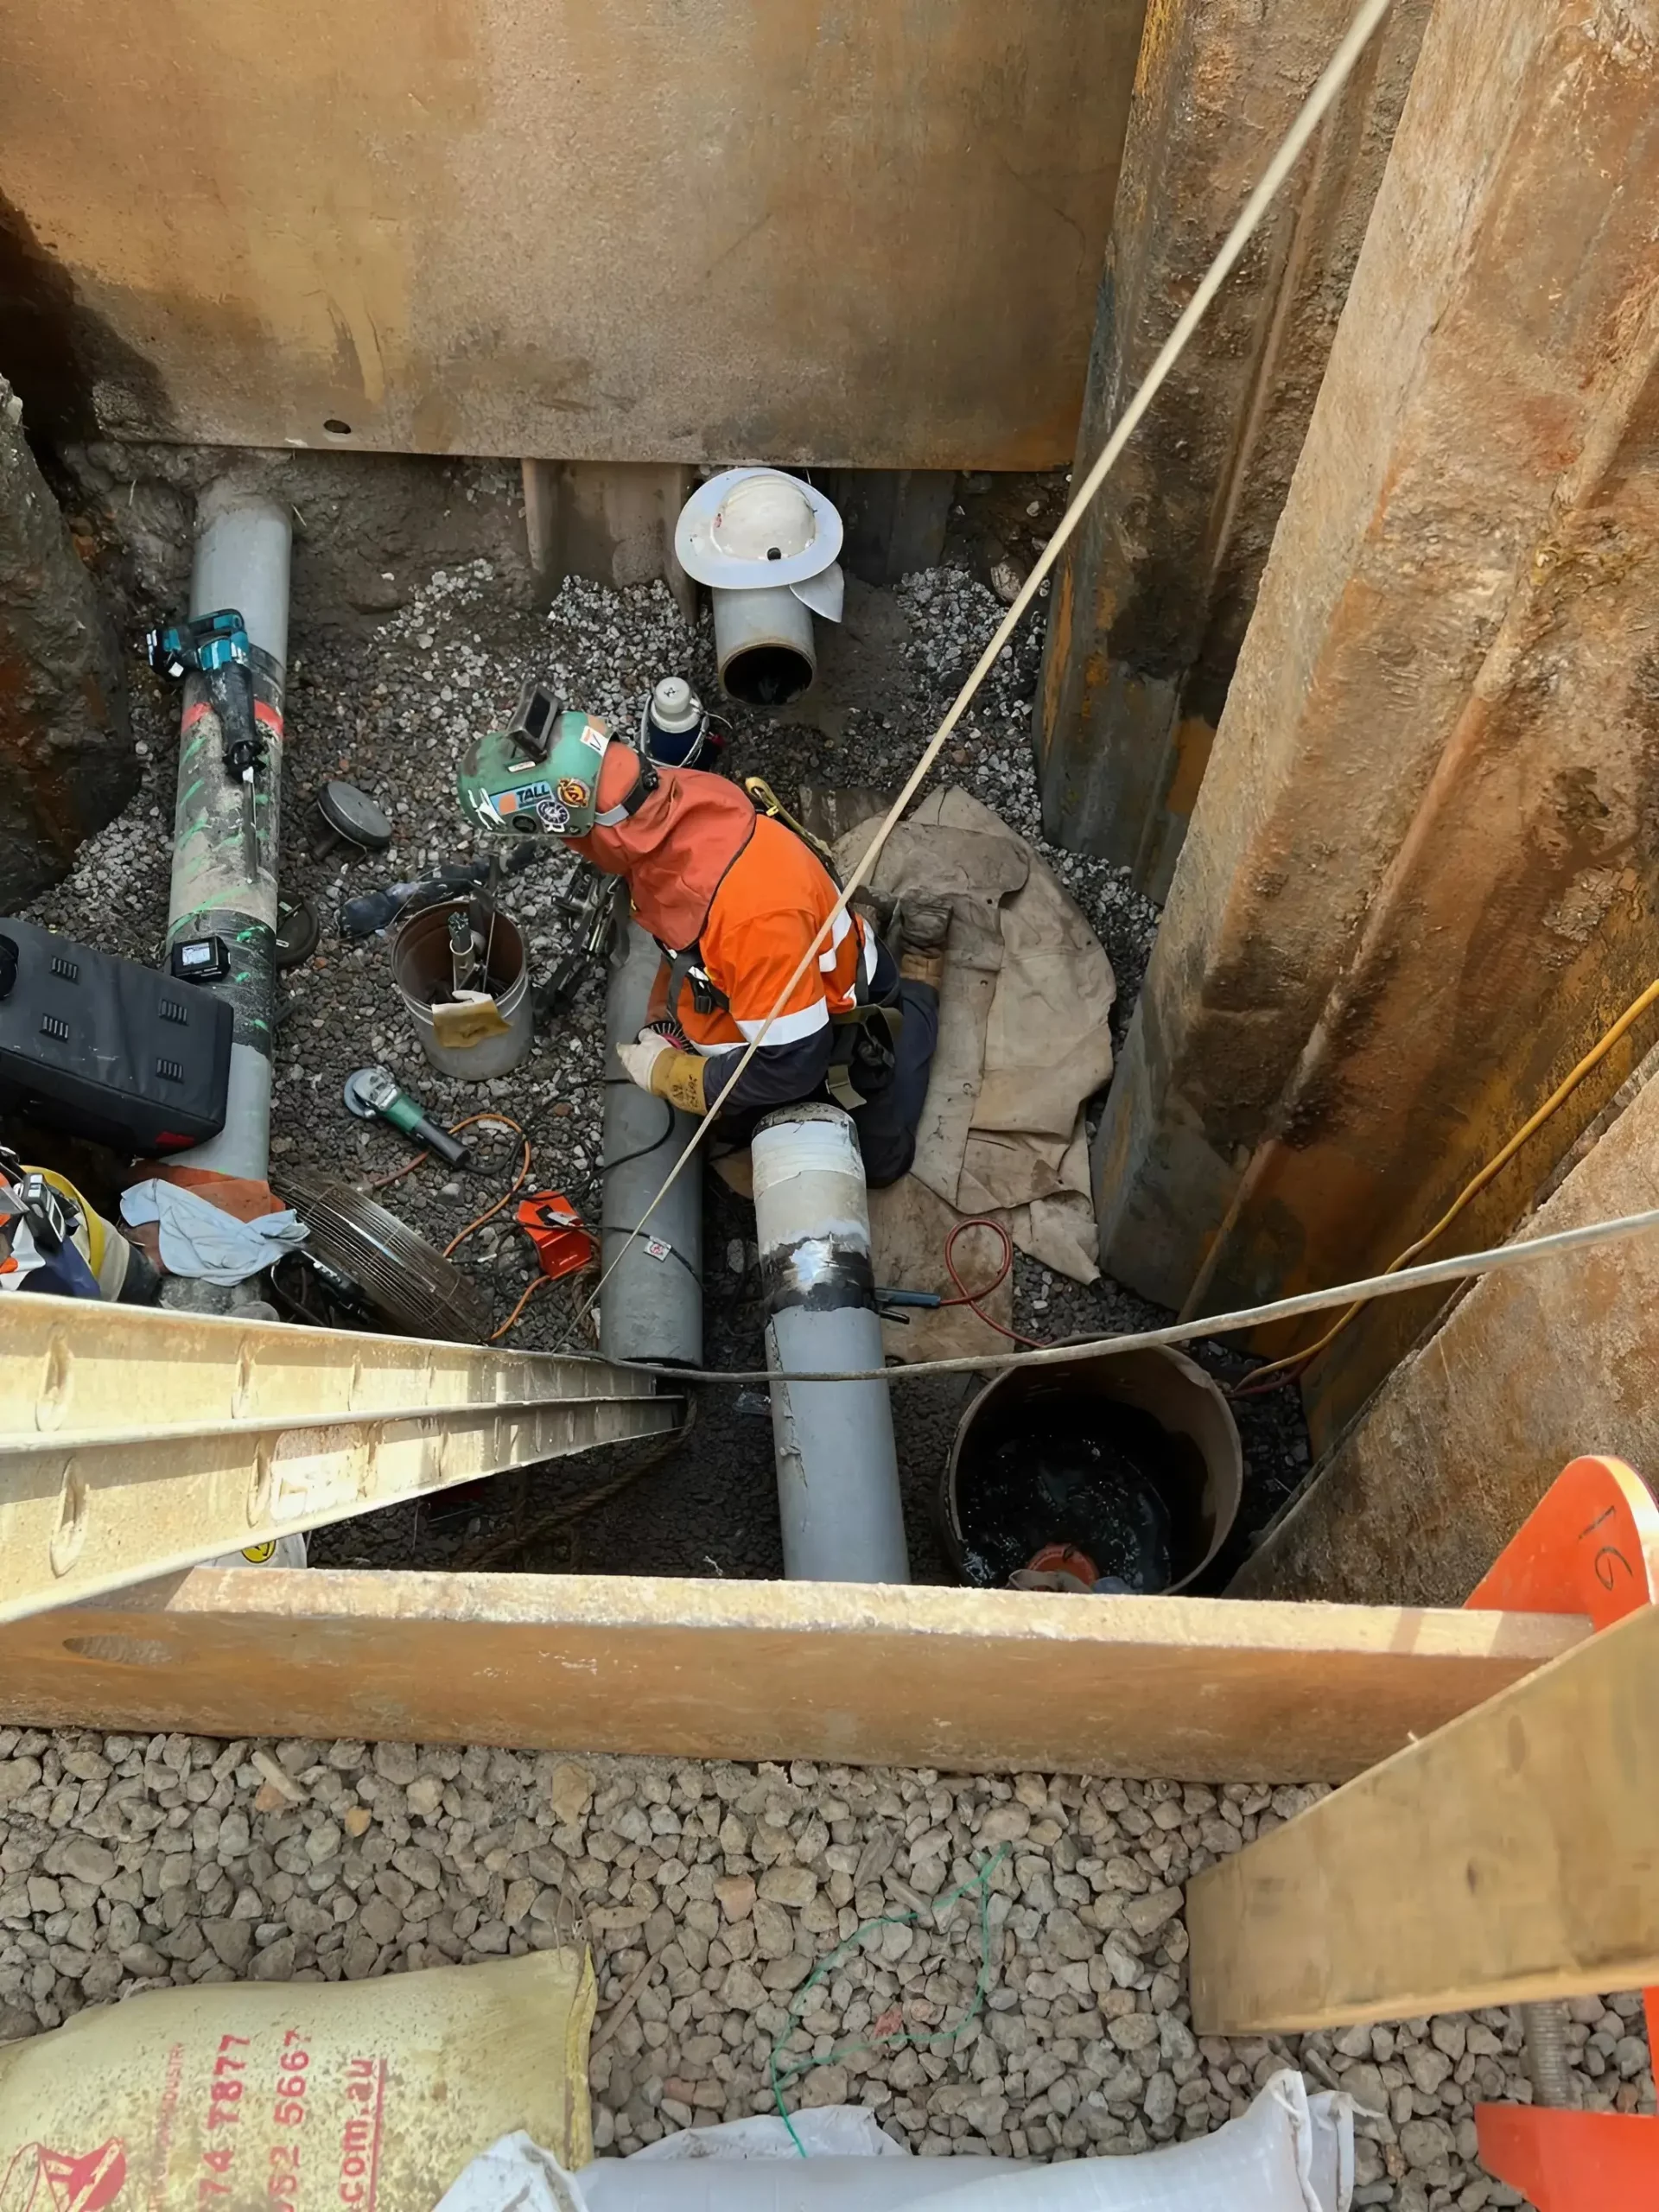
599, 919, 702, 1364
753, 1103, 908, 1582
164, 484, 291, 1185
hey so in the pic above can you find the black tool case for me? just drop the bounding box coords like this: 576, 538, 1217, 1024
0, 918, 232, 1154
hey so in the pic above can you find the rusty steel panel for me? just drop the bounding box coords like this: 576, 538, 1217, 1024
0, 380, 134, 904
0, 0, 1143, 467
1233, 1081, 1659, 1610
1035, 0, 1428, 899
1091, 0, 1659, 1318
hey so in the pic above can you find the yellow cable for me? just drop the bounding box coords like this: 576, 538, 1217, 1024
742, 778, 839, 870
1240, 976, 1659, 1393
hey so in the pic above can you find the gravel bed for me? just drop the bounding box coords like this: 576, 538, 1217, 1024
15, 480, 1643, 2201
0, 1730, 1649, 2204
22, 548, 1309, 1578
28, 553, 1160, 1301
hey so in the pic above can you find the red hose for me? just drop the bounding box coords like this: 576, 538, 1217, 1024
939, 1217, 1048, 1348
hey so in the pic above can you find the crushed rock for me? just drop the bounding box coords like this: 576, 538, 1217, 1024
25, 559, 1158, 1347
23, 555, 1301, 1575
0, 1729, 1649, 2202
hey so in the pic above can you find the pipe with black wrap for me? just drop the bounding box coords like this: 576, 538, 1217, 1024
752, 1103, 908, 1583
162, 485, 291, 1187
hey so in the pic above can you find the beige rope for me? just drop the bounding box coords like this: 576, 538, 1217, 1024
600, 1205, 1659, 1387
583, 0, 1397, 1322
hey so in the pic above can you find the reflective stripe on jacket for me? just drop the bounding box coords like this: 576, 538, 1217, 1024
658, 815, 876, 1054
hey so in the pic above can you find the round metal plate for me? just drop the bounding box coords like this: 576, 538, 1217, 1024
315, 779, 393, 849
274, 897, 321, 969
269, 1165, 493, 1344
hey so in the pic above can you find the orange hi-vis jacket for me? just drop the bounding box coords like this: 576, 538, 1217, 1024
646, 814, 881, 1109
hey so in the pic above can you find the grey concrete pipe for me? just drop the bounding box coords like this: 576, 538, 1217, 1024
709, 583, 817, 704
163, 484, 292, 1185
752, 1103, 909, 1583
599, 919, 703, 1364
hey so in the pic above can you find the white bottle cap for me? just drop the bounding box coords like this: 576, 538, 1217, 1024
650, 677, 702, 734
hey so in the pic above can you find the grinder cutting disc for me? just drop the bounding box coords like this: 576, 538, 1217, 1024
270, 1165, 492, 1344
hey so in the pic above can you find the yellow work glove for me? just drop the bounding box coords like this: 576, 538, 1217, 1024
615, 1032, 708, 1116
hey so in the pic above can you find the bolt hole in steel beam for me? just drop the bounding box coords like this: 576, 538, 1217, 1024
61, 1635, 176, 1669
247, 1444, 274, 1527
49, 1469, 86, 1578
0, 1297, 678, 1623
35, 1332, 71, 1430
322, 418, 353, 437
233, 1342, 257, 1420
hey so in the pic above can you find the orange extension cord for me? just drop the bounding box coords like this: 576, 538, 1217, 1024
369, 1111, 559, 1341
939, 1217, 1048, 1350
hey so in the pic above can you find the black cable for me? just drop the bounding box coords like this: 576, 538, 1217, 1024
598, 1224, 701, 1282
597, 1077, 678, 1177
588, 1080, 699, 1280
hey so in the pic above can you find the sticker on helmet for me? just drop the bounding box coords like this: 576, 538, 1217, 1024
556, 777, 589, 805
536, 796, 571, 830
493, 779, 551, 817
241, 1541, 276, 1563
580, 725, 607, 753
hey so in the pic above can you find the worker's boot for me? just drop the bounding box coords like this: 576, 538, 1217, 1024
895, 893, 950, 991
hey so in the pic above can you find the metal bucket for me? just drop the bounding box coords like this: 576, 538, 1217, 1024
391, 895, 532, 1081
939, 1340, 1243, 1595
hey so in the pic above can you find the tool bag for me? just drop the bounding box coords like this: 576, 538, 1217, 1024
0, 918, 232, 1154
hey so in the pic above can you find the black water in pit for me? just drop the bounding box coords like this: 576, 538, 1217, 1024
952, 1397, 1209, 1594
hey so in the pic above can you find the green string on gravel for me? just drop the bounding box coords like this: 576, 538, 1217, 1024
768, 1844, 1013, 2156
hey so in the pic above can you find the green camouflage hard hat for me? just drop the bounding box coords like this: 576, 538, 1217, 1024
455, 678, 619, 838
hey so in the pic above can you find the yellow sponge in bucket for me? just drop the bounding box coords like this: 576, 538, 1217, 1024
431, 993, 512, 1048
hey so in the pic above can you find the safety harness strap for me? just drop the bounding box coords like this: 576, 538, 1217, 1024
593, 749, 660, 828
661, 785, 903, 1102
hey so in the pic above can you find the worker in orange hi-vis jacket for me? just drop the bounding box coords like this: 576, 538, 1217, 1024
561, 737, 945, 1187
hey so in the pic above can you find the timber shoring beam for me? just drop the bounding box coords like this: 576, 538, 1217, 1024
0, 1570, 1584, 1782
0, 1295, 677, 1624
1186, 1598, 1659, 2032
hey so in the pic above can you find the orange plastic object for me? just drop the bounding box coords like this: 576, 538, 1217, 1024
513, 1191, 595, 1282
1476, 2106, 1659, 2212
1465, 1453, 1659, 1630
1465, 1455, 1659, 2211
1026, 1542, 1100, 1589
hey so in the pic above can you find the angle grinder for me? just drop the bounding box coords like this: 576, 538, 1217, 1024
343, 1065, 471, 1168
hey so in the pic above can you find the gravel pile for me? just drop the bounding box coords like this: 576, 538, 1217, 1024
0, 1730, 1649, 2203
20, 550, 1306, 1578
27, 556, 1159, 1327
